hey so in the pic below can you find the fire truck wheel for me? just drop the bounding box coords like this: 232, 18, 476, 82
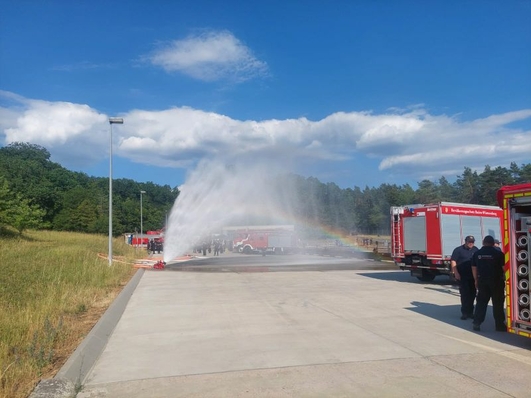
416, 271, 436, 282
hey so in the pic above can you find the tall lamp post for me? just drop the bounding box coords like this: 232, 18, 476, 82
140, 190, 146, 249
108, 117, 124, 265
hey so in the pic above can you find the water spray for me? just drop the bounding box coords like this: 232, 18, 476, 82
163, 159, 299, 262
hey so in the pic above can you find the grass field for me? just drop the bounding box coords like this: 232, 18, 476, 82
0, 228, 138, 398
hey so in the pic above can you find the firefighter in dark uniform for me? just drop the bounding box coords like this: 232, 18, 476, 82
471, 235, 506, 332
451, 235, 478, 320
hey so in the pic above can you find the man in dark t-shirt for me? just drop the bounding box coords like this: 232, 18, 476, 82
451, 235, 478, 320
471, 235, 506, 332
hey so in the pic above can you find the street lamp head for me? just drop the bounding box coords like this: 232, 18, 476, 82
109, 117, 124, 124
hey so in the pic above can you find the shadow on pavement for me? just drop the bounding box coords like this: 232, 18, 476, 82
407, 300, 531, 349
361, 271, 531, 349
359, 270, 457, 286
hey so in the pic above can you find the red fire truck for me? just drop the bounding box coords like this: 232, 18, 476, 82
497, 183, 531, 338
224, 225, 298, 254
130, 229, 164, 247
391, 202, 503, 281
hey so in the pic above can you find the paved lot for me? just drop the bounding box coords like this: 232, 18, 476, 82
48, 255, 531, 397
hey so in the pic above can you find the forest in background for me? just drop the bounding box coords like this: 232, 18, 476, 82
1, 142, 530, 237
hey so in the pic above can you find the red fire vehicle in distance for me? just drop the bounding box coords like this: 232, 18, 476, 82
224, 225, 298, 254
497, 183, 531, 338
391, 202, 503, 281
130, 228, 164, 247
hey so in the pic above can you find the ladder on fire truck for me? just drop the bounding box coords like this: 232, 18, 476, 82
391, 207, 404, 257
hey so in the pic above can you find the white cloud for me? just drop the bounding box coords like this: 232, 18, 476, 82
147, 30, 268, 82
1, 91, 530, 183
376, 110, 531, 172
5, 100, 106, 144
0, 92, 108, 165
0, 106, 19, 132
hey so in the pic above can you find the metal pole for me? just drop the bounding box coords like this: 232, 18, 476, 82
109, 123, 113, 265
108, 117, 124, 265
140, 190, 146, 250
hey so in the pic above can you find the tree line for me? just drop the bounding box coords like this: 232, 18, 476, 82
0, 143, 178, 235
0, 142, 529, 236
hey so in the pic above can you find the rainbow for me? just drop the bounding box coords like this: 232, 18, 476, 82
226, 207, 368, 251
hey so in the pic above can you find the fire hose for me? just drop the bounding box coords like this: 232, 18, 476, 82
518, 264, 529, 277
517, 250, 528, 262
517, 234, 529, 248
520, 308, 531, 321
518, 278, 529, 291
518, 294, 530, 306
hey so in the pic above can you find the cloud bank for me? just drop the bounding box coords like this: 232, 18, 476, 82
1, 90, 530, 183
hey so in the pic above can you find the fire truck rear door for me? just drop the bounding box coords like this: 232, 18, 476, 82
403, 215, 426, 252
441, 214, 463, 257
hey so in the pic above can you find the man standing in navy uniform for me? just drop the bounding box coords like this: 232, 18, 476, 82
451, 235, 479, 320
471, 235, 506, 332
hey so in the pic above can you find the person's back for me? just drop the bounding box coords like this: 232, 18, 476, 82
471, 235, 506, 332
474, 245, 504, 280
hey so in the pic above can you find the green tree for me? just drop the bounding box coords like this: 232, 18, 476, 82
438, 176, 457, 201
0, 177, 13, 225
0, 176, 46, 234
455, 167, 481, 203
414, 180, 439, 203
517, 163, 531, 183
0, 142, 61, 223
9, 195, 47, 234
477, 165, 514, 205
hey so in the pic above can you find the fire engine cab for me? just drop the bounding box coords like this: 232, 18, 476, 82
391, 202, 503, 281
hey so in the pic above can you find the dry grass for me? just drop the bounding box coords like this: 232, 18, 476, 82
0, 228, 139, 398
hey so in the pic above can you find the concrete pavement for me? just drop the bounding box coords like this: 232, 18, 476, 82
38, 255, 531, 397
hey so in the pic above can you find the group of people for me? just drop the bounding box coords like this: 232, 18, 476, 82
451, 234, 506, 332
193, 239, 226, 256
148, 239, 163, 254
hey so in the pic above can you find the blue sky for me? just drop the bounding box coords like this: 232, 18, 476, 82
1, 0, 530, 189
